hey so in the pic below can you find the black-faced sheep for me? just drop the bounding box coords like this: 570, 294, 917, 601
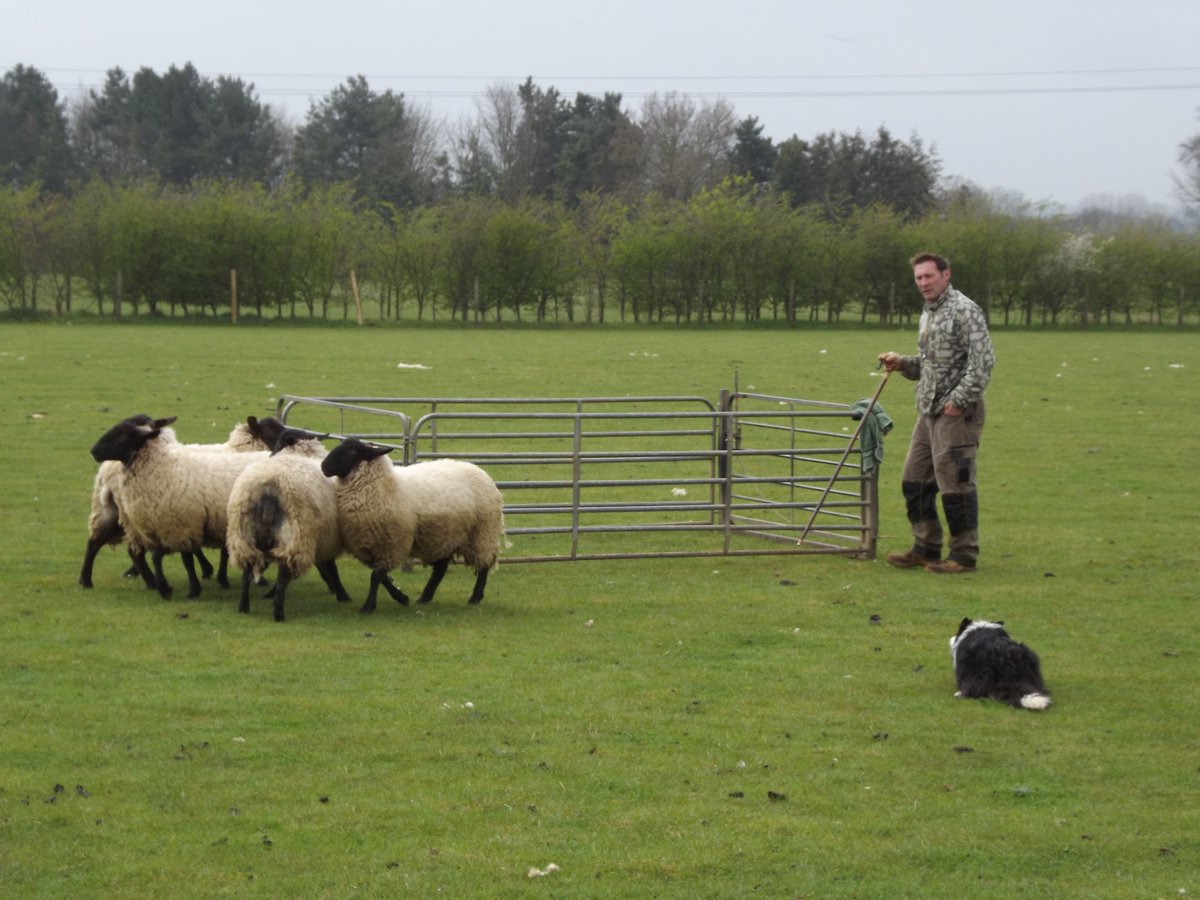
81, 415, 172, 590
89, 418, 270, 599
80, 415, 285, 591
226, 427, 350, 621
319, 438, 505, 613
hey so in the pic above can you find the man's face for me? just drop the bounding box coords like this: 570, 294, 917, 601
914, 261, 951, 303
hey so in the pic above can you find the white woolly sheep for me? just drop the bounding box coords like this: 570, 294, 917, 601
226, 426, 350, 621
81, 415, 172, 589
89, 418, 271, 599
319, 438, 505, 613
79, 415, 284, 590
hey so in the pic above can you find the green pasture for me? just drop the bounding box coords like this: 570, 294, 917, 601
1, 321, 1197, 898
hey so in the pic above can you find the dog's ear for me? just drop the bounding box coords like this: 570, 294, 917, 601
957, 616, 972, 633
997, 620, 1004, 626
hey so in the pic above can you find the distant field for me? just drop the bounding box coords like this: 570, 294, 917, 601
1, 321, 1196, 897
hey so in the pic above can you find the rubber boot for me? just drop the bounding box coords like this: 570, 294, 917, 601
940, 490, 979, 567
902, 479, 943, 558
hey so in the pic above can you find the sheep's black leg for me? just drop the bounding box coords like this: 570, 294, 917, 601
379, 572, 410, 606
128, 549, 156, 588
361, 571, 382, 613
79, 537, 108, 588
273, 564, 292, 622
362, 569, 408, 613
216, 548, 231, 589
416, 558, 450, 604
180, 552, 203, 599
80, 516, 125, 587
196, 548, 215, 579
152, 549, 174, 599
238, 567, 254, 614
316, 560, 352, 603
466, 567, 489, 605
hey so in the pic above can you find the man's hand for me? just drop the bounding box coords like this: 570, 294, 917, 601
943, 403, 963, 416
878, 351, 902, 372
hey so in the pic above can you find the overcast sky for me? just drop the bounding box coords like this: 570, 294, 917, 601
6, 0, 1199, 213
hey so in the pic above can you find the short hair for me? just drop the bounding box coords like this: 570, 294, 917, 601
910, 252, 950, 272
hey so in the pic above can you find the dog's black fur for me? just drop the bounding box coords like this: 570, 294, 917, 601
949, 618, 1052, 710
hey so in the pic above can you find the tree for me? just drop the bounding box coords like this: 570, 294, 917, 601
130, 63, 214, 185
850, 204, 909, 323
763, 199, 822, 324
293, 75, 440, 210
72, 68, 143, 182
773, 127, 939, 220
72, 65, 282, 187
0, 64, 73, 194
0, 184, 42, 309
728, 116, 776, 185
556, 92, 642, 205
289, 182, 365, 318
477, 200, 557, 320
860, 127, 939, 220
450, 125, 500, 198
637, 92, 736, 201
395, 205, 446, 320
468, 82, 523, 199
439, 196, 493, 320
575, 191, 628, 322
1174, 110, 1200, 222
516, 79, 571, 201
204, 76, 288, 184
611, 194, 685, 322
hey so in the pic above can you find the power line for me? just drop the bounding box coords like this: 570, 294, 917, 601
39, 63, 1200, 105
35, 64, 1200, 81
49, 81, 1200, 102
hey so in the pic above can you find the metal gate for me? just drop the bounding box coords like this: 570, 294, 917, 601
276, 390, 881, 563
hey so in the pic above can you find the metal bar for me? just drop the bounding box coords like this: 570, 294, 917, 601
275, 390, 882, 564
798, 371, 891, 544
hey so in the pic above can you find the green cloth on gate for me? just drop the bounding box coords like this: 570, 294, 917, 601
849, 398, 893, 474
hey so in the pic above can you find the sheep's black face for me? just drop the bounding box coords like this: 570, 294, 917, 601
251, 416, 288, 449
91, 421, 160, 467
272, 427, 321, 456
321, 438, 391, 478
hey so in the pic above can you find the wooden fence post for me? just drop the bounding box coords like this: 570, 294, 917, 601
230, 268, 238, 324
350, 269, 364, 325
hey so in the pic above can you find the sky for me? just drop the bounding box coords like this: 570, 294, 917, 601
6, 0, 1199, 214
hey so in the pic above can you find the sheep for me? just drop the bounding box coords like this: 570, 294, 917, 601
88, 418, 270, 599
79, 415, 203, 590
82, 416, 157, 589
79, 415, 283, 590
319, 437, 505, 613
226, 426, 350, 621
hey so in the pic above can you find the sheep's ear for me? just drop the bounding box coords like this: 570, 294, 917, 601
123, 427, 162, 465
364, 444, 394, 460
152, 416, 177, 428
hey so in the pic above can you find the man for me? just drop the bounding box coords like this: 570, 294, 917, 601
878, 253, 994, 574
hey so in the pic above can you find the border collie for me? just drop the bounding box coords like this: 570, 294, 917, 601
949, 618, 1052, 710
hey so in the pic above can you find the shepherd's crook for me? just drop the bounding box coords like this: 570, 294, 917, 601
798, 368, 891, 544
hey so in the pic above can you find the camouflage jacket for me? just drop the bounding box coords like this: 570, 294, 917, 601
897, 286, 994, 416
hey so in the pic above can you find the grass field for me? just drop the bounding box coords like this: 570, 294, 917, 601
1, 320, 1197, 898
